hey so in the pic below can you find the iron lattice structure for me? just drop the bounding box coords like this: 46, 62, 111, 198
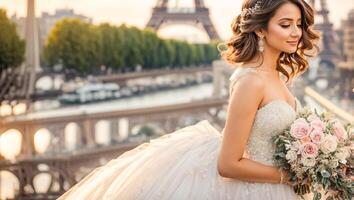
146, 0, 220, 40
309, 0, 341, 68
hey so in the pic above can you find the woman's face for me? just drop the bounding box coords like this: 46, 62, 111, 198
263, 2, 303, 54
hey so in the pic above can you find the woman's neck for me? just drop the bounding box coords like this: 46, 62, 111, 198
240, 46, 281, 78
259, 45, 281, 71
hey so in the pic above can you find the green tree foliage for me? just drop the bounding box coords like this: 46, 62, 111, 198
141, 29, 160, 69
97, 23, 125, 69
204, 42, 219, 64
172, 40, 188, 68
0, 9, 25, 69
44, 18, 220, 74
157, 39, 175, 68
138, 125, 155, 137
43, 19, 102, 74
119, 25, 144, 71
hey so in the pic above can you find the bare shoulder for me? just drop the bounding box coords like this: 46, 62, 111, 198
230, 71, 265, 101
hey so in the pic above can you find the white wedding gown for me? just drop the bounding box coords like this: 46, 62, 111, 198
58, 67, 303, 200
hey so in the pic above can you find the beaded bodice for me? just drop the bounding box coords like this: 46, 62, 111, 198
229, 67, 302, 165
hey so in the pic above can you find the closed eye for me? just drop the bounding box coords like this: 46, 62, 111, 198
280, 24, 302, 29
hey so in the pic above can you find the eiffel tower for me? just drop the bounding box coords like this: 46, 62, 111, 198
146, 0, 220, 40
308, 0, 341, 68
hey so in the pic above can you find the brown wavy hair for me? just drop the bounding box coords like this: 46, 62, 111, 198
220, 0, 320, 82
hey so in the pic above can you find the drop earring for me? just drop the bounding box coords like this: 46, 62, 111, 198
258, 37, 264, 53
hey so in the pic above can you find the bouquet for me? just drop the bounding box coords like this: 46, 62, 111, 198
273, 108, 353, 200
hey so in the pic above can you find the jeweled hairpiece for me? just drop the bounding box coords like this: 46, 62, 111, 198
241, 0, 262, 18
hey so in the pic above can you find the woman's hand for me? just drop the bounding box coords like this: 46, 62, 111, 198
281, 169, 295, 186
281, 170, 311, 195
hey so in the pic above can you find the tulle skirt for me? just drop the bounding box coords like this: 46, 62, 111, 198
58, 120, 300, 200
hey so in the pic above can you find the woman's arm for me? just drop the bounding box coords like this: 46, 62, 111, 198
217, 72, 283, 184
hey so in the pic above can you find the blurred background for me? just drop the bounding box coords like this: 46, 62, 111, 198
0, 0, 353, 199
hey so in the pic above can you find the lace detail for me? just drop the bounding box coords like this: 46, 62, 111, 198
228, 67, 302, 165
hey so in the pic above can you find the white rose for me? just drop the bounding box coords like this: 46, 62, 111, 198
290, 140, 303, 153
307, 114, 319, 122
335, 148, 350, 164
301, 158, 316, 167
320, 159, 329, 165
328, 160, 339, 168
286, 150, 298, 162
320, 135, 338, 154
285, 143, 292, 150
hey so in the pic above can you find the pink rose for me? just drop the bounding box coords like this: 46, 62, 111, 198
332, 121, 347, 142
310, 118, 326, 132
310, 129, 325, 144
290, 118, 311, 139
301, 142, 318, 158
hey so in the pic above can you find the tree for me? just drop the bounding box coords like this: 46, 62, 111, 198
195, 44, 206, 65
119, 25, 144, 71
43, 19, 220, 75
141, 29, 160, 69
98, 23, 125, 70
204, 43, 219, 64
172, 40, 189, 68
0, 9, 25, 101
138, 125, 155, 137
157, 39, 175, 68
0, 9, 25, 70
43, 19, 102, 75
185, 42, 196, 66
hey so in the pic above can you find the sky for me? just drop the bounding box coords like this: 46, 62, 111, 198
0, 0, 353, 41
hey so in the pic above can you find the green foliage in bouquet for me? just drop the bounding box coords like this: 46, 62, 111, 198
273, 107, 353, 200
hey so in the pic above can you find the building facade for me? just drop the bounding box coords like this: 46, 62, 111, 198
11, 9, 92, 50
338, 9, 354, 100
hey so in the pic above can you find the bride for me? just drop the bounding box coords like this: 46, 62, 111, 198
58, 0, 320, 199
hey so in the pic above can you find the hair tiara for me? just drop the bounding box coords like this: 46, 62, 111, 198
241, 0, 262, 18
